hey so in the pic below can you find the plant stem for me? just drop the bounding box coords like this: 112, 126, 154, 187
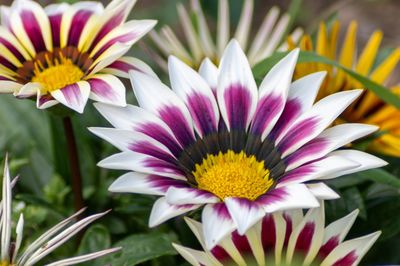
62, 116, 85, 215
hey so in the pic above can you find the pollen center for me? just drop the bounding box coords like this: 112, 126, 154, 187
31, 55, 84, 93
193, 150, 273, 201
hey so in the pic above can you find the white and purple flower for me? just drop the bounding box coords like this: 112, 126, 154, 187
90, 40, 386, 249
0, 0, 156, 113
174, 202, 381, 266
0, 156, 120, 265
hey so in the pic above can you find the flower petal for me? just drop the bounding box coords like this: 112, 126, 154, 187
172, 244, 211, 266
202, 203, 236, 249
306, 183, 340, 200
87, 73, 126, 106
169, 56, 219, 137
319, 209, 359, 259
320, 231, 381, 266
94, 103, 183, 156
36, 91, 58, 109
285, 123, 378, 171
98, 151, 186, 180
149, 197, 200, 227
130, 70, 196, 148
276, 89, 363, 157
269, 71, 326, 142
258, 183, 319, 213
166, 187, 220, 205
108, 172, 185, 196
50, 81, 90, 113
250, 48, 299, 139
286, 204, 325, 265
217, 40, 257, 131
198, 58, 218, 93
9, 0, 52, 54
224, 197, 265, 235
102, 56, 159, 79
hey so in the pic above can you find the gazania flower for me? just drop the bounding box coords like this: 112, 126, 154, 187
0, 0, 156, 113
174, 202, 381, 266
90, 40, 386, 249
0, 156, 120, 265
148, 0, 303, 70
290, 20, 400, 157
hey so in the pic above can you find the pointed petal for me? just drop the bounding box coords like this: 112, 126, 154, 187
173, 244, 211, 266
258, 183, 319, 213
233, 0, 253, 50
202, 203, 236, 249
1, 156, 12, 261
169, 56, 219, 137
102, 56, 159, 79
276, 90, 363, 157
50, 81, 90, 113
166, 187, 219, 205
130, 70, 195, 147
198, 58, 218, 93
109, 172, 185, 195
217, 40, 257, 131
285, 123, 378, 171
88, 74, 126, 106
98, 151, 186, 180
224, 197, 265, 235
149, 197, 200, 227
36, 91, 58, 109
250, 49, 299, 139
307, 183, 339, 200
15, 82, 41, 98
45, 247, 121, 266
321, 231, 381, 266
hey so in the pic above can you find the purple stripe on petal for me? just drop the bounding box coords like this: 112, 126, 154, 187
211, 245, 231, 263
213, 202, 231, 220
284, 138, 330, 167
283, 213, 293, 246
0, 75, 10, 81
129, 141, 177, 164
187, 92, 217, 136
89, 11, 125, 51
0, 37, 25, 62
61, 83, 83, 106
158, 106, 195, 148
92, 32, 137, 60
0, 56, 17, 70
136, 122, 183, 157
332, 250, 358, 266
231, 231, 252, 254
278, 165, 315, 185
277, 117, 319, 155
257, 187, 289, 206
49, 14, 62, 47
148, 175, 186, 193
107, 60, 139, 73
88, 78, 116, 101
250, 94, 284, 136
20, 10, 46, 52
294, 222, 315, 254
38, 94, 54, 106
224, 84, 252, 130
143, 157, 185, 177
68, 10, 93, 47
318, 236, 339, 259
261, 214, 276, 252
269, 98, 301, 141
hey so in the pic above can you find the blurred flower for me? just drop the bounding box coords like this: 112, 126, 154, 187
0, 156, 120, 265
91, 40, 386, 249
174, 202, 380, 266
0, 0, 156, 113
147, 0, 302, 70
290, 20, 400, 157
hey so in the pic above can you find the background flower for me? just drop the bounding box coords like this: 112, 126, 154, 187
91, 40, 385, 249
0, 0, 156, 113
174, 201, 380, 266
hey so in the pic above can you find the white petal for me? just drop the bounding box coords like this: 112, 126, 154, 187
149, 197, 200, 227
50, 81, 90, 113
306, 183, 340, 200
88, 74, 126, 107
198, 58, 218, 92
102, 56, 159, 79
166, 187, 219, 205
172, 244, 211, 266
323, 209, 359, 245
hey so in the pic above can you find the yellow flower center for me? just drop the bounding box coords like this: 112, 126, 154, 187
0, 261, 11, 266
193, 150, 273, 201
31, 54, 84, 93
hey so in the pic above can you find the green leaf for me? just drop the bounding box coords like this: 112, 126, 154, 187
109, 231, 178, 266
354, 168, 400, 189
77, 224, 111, 266
253, 51, 400, 108
343, 187, 367, 220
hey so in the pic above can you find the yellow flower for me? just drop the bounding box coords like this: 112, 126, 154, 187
290, 20, 400, 157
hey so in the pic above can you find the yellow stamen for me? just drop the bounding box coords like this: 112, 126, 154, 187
193, 150, 273, 201
32, 57, 84, 93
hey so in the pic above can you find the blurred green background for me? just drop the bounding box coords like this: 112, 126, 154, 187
0, 0, 399, 264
